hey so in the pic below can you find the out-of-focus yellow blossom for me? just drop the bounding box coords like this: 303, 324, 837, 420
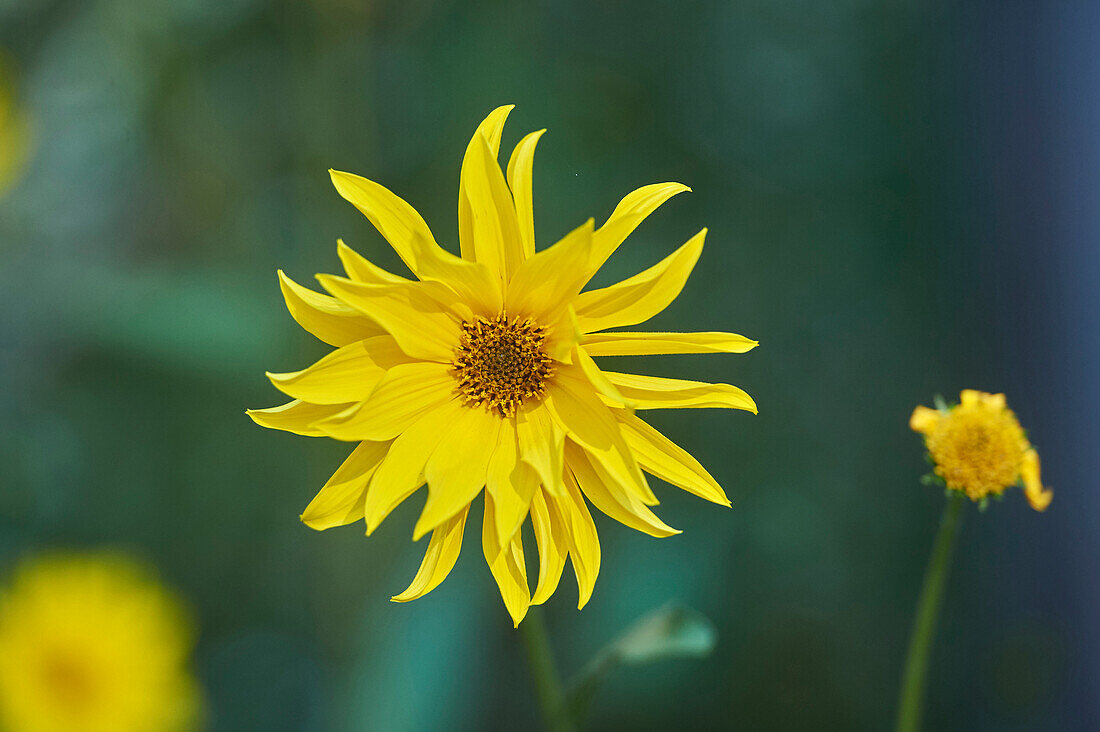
249, 105, 759, 625
0, 553, 202, 732
0, 53, 32, 197
911, 389, 1051, 511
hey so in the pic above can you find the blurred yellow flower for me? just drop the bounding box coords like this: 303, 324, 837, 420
911, 389, 1051, 511
0, 553, 201, 732
0, 53, 32, 197
250, 105, 758, 625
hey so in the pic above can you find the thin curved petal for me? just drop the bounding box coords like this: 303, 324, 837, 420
506, 129, 546, 258
315, 361, 455, 441
567, 444, 680, 538
329, 169, 439, 275
581, 331, 758, 356
317, 275, 463, 362
486, 418, 539, 550
574, 229, 705, 334
409, 233, 502, 316
461, 134, 525, 284
544, 367, 654, 504
516, 406, 565, 497
615, 410, 729, 506
363, 399, 463, 534
414, 406, 502, 540
246, 399, 355, 437
583, 182, 691, 285
575, 347, 630, 406
602, 371, 757, 413
483, 493, 530, 627
558, 472, 601, 609
459, 105, 514, 261
530, 489, 568, 605
505, 220, 594, 323
301, 441, 390, 530
336, 240, 410, 284
1021, 448, 1052, 512
266, 336, 410, 405
278, 270, 382, 347
391, 506, 469, 602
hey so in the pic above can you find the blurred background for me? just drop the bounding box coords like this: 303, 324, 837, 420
1, 0, 1097, 729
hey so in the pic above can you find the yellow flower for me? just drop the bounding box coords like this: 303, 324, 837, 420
0, 53, 32, 197
911, 389, 1051, 511
249, 106, 758, 625
0, 552, 201, 732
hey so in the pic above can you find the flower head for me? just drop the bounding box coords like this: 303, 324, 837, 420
249, 106, 758, 625
911, 389, 1051, 511
0, 552, 202, 732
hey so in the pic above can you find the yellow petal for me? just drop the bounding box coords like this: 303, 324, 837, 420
909, 405, 941, 435
409, 232, 502, 316
505, 219, 595, 323
301, 441, 390, 530
459, 105, 514, 261
483, 493, 530, 626
574, 229, 705, 333
602, 371, 757, 413
414, 406, 502, 540
278, 270, 382, 347
1020, 448, 1052, 512
981, 392, 1007, 410
567, 444, 680, 538
517, 405, 566, 497
486, 419, 539, 549
615, 410, 729, 506
336, 239, 410, 284
506, 129, 546, 258
266, 336, 410, 404
558, 473, 601, 609
246, 399, 355, 437
583, 182, 692, 285
314, 361, 455, 441
960, 389, 981, 407
363, 399, 463, 533
317, 275, 463, 362
581, 331, 758, 356
529, 488, 568, 605
575, 347, 630, 406
329, 169, 439, 275
544, 367, 655, 504
391, 506, 470, 602
461, 133, 525, 284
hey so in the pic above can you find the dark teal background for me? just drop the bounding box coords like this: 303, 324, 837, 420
1, 0, 1095, 729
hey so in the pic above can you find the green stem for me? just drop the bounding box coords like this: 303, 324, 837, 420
519, 606, 575, 732
896, 491, 965, 732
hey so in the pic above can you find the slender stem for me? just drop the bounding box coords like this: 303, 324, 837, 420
896, 491, 965, 732
519, 606, 575, 732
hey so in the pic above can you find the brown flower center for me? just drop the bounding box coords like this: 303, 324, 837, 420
452, 314, 554, 417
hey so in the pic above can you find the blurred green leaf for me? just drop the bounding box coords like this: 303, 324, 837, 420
566, 604, 716, 721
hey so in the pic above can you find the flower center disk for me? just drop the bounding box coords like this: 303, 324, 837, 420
926, 405, 1026, 500
452, 314, 554, 417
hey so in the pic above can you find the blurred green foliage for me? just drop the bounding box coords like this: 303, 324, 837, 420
0, 0, 1069, 729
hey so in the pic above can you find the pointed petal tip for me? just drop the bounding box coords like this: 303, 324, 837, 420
510, 606, 529, 628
